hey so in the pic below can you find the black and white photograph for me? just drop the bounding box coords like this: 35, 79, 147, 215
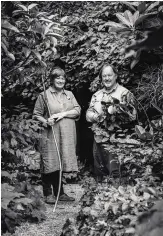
1, 1, 163, 235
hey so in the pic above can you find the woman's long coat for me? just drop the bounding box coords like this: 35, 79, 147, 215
33, 87, 81, 174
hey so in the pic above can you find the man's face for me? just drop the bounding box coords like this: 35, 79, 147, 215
102, 66, 117, 90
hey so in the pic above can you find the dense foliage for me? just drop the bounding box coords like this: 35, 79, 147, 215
40, 1, 163, 117
2, 1, 163, 161
1, 164, 44, 234
57, 2, 163, 94
62, 141, 163, 236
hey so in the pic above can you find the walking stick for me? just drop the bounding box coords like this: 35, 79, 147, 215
41, 74, 62, 213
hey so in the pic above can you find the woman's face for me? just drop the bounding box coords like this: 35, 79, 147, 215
52, 74, 66, 90
102, 66, 117, 90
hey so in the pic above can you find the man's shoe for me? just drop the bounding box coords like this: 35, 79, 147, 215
45, 195, 55, 204
59, 193, 75, 201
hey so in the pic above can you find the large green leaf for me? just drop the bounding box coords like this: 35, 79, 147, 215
48, 22, 61, 30
51, 26, 62, 32
39, 17, 53, 23
2, 21, 19, 33
1, 42, 8, 53
46, 33, 63, 39
12, 10, 29, 17
109, 26, 131, 34
116, 13, 132, 28
105, 21, 126, 29
43, 23, 61, 36
36, 11, 49, 17
146, 2, 159, 13
48, 14, 58, 20
133, 11, 140, 25
28, 3, 38, 11
60, 16, 68, 23
124, 10, 134, 27
1, 183, 25, 209
8, 53, 15, 61
121, 2, 136, 11
2, 37, 9, 48
17, 4, 28, 11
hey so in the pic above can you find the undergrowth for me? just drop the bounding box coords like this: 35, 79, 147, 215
61, 141, 163, 236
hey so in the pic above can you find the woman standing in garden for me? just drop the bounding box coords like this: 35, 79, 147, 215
33, 67, 81, 204
86, 64, 137, 182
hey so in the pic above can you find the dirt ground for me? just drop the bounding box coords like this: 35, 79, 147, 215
13, 184, 84, 236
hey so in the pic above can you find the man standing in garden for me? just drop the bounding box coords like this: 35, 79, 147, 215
86, 64, 137, 182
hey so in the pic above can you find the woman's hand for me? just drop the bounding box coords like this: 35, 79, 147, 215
47, 117, 55, 126
47, 112, 66, 126
51, 112, 67, 122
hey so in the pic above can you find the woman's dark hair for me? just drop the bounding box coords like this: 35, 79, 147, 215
99, 63, 117, 81
49, 67, 66, 85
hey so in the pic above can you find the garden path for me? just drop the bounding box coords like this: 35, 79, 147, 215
14, 184, 84, 236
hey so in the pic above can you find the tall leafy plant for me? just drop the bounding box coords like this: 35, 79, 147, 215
105, 1, 162, 68
2, 2, 63, 99
1, 2, 64, 160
